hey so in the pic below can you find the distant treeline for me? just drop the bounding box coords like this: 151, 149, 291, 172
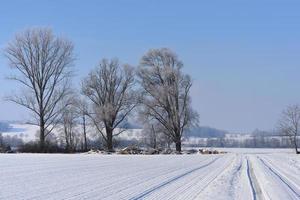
185, 136, 296, 148
185, 128, 293, 148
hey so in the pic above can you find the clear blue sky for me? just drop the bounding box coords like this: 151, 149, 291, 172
0, 0, 300, 133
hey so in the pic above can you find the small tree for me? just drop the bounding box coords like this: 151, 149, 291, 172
142, 123, 158, 149
0, 133, 4, 151
75, 98, 89, 152
60, 102, 79, 152
278, 104, 300, 154
141, 119, 173, 149
82, 59, 137, 151
138, 48, 198, 152
4, 28, 74, 152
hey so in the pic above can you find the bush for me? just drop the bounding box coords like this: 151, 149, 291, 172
19, 141, 65, 153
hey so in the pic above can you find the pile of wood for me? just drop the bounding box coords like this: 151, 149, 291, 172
118, 146, 143, 155
144, 148, 161, 155
182, 149, 198, 154
199, 148, 226, 154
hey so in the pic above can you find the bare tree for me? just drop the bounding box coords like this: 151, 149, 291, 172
75, 97, 89, 151
4, 28, 74, 152
60, 101, 79, 152
138, 48, 198, 152
82, 59, 137, 151
142, 122, 172, 149
142, 123, 158, 149
278, 104, 300, 154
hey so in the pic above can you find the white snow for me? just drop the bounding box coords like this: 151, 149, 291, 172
1, 149, 300, 200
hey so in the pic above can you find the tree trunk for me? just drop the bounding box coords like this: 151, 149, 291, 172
83, 115, 87, 151
106, 127, 114, 152
64, 125, 70, 153
39, 119, 46, 153
294, 136, 299, 154
175, 140, 181, 152
69, 129, 73, 152
151, 125, 156, 149
174, 128, 182, 153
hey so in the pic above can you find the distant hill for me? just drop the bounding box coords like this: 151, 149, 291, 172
0, 122, 12, 132
252, 129, 281, 137
186, 126, 227, 138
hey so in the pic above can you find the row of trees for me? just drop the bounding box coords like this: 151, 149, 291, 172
187, 136, 296, 148
4, 28, 198, 153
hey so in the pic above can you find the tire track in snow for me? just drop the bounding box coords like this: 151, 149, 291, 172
247, 156, 266, 200
247, 158, 257, 200
189, 155, 236, 199
129, 157, 221, 200
228, 155, 243, 198
258, 157, 300, 199
260, 155, 300, 185
64, 156, 213, 200
158, 155, 235, 200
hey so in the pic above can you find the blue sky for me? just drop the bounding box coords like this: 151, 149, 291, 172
0, 0, 300, 132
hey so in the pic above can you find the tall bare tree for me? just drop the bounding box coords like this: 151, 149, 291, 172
82, 59, 137, 151
75, 97, 89, 151
138, 48, 198, 152
4, 28, 74, 152
278, 104, 300, 154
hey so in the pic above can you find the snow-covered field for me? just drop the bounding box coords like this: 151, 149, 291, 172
0, 150, 299, 200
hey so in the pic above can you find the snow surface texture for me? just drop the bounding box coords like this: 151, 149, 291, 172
0, 150, 299, 200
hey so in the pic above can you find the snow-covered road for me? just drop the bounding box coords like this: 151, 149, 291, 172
0, 151, 299, 200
